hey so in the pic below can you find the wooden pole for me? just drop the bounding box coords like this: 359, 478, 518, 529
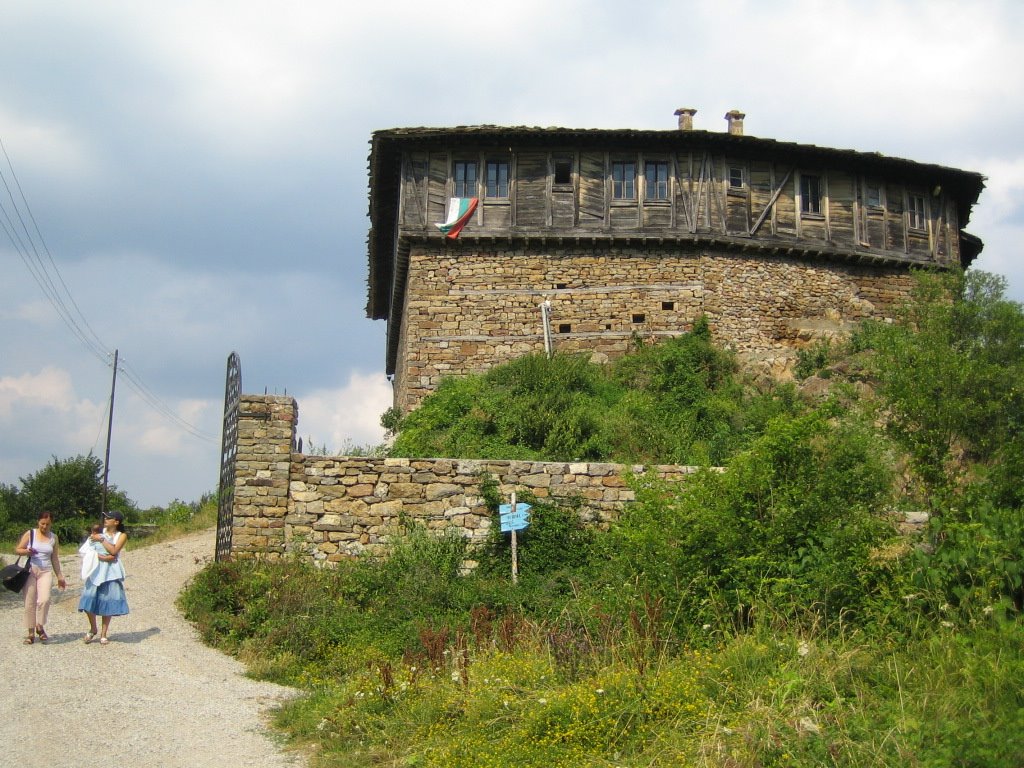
101, 348, 118, 516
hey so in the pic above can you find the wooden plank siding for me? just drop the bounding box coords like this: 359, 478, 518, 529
828, 172, 856, 244
579, 152, 605, 228
401, 153, 429, 228
885, 183, 905, 252
394, 146, 962, 265
427, 153, 448, 227
515, 152, 548, 228
775, 168, 797, 235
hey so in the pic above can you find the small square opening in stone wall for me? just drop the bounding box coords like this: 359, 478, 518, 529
632, 313, 646, 323
556, 283, 567, 289
605, 323, 612, 330
558, 323, 572, 333
662, 301, 675, 310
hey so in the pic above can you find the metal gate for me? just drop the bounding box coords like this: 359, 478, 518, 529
215, 352, 241, 562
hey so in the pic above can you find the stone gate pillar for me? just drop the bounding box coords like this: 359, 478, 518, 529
231, 394, 297, 559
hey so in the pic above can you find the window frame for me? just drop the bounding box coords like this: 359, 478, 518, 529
611, 159, 637, 201
552, 156, 574, 189
644, 159, 670, 202
728, 165, 746, 194
907, 192, 927, 231
799, 172, 823, 216
453, 159, 479, 199
864, 180, 883, 209
484, 158, 510, 199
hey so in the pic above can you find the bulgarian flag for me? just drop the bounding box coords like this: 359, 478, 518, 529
435, 197, 478, 239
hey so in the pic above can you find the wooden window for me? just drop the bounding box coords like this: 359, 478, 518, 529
662, 301, 674, 310
553, 158, 573, 186
454, 161, 477, 198
728, 166, 745, 190
632, 313, 646, 323
612, 161, 636, 200
644, 161, 669, 201
800, 173, 822, 215
908, 194, 926, 230
865, 182, 882, 208
485, 160, 509, 198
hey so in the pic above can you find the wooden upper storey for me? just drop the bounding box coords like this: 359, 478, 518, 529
366, 126, 985, 320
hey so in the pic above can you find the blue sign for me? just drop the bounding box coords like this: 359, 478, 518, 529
498, 502, 532, 532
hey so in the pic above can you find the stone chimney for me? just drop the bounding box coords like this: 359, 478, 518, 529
674, 107, 697, 131
725, 110, 745, 136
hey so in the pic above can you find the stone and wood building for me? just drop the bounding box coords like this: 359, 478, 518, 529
366, 110, 985, 411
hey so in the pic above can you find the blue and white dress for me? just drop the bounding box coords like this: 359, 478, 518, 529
77, 531, 129, 616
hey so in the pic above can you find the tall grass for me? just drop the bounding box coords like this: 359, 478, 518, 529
179, 270, 1024, 766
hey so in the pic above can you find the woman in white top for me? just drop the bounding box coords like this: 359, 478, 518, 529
15, 510, 67, 644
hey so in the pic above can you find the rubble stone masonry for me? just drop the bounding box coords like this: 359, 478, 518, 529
394, 244, 916, 410
229, 394, 701, 563
228, 394, 929, 562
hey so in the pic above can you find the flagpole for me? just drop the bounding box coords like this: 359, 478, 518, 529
101, 349, 118, 516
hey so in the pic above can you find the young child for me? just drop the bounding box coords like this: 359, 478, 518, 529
79, 524, 105, 582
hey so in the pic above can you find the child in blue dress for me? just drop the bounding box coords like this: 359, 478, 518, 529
78, 511, 129, 645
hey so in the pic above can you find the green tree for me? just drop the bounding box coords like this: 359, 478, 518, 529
607, 408, 897, 630
861, 269, 1024, 498
0, 482, 19, 536
9, 454, 137, 540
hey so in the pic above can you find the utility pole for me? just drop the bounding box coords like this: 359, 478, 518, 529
101, 349, 118, 516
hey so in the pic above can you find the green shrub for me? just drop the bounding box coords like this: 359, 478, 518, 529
605, 409, 898, 632
794, 339, 834, 380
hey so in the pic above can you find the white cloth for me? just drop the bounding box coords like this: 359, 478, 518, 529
78, 538, 101, 580
83, 531, 125, 585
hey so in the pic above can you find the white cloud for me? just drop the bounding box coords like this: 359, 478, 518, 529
297, 371, 393, 453
0, 108, 99, 181
0, 367, 78, 418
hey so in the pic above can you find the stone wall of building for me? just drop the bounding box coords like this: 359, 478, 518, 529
394, 244, 915, 410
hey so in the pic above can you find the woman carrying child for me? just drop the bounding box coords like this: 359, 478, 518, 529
78, 510, 129, 645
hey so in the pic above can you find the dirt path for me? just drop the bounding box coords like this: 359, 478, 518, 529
0, 528, 305, 767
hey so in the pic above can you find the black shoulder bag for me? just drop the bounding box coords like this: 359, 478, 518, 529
1, 529, 33, 593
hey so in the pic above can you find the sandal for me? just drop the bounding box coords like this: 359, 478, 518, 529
99, 637, 109, 645
23, 635, 34, 645
35, 626, 49, 643
83, 632, 96, 644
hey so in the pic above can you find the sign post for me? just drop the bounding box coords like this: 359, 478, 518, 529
511, 493, 518, 584
498, 493, 532, 585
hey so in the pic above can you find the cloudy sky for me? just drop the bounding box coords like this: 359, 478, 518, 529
1, 0, 1022, 509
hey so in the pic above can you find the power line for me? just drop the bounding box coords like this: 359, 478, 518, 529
0, 140, 110, 364
0, 138, 218, 444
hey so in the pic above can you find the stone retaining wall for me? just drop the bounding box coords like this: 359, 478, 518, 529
229, 394, 701, 562
228, 394, 929, 563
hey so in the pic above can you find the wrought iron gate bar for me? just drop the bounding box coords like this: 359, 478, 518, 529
215, 352, 241, 562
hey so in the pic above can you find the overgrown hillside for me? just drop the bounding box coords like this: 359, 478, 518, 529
384, 316, 799, 466
181, 269, 1024, 767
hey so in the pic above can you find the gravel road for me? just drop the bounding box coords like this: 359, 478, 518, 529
0, 528, 305, 767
